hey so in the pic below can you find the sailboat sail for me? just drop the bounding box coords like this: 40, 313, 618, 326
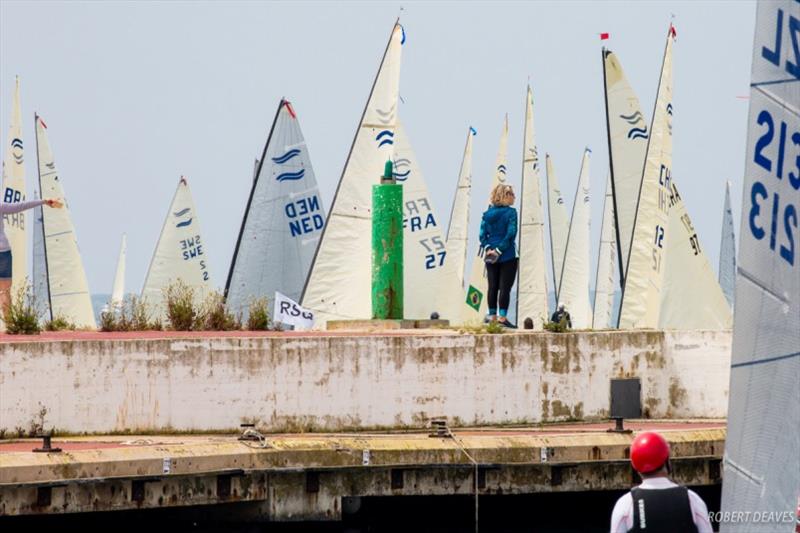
556, 149, 593, 329
719, 180, 736, 308
110, 234, 126, 307
592, 173, 616, 329
141, 177, 212, 318
721, 0, 800, 525
32, 190, 49, 317
2, 77, 28, 296
301, 22, 404, 325
393, 120, 461, 319
658, 182, 732, 329
462, 117, 509, 322
517, 86, 549, 328
445, 126, 476, 289
545, 153, 569, 301
226, 100, 325, 316
34, 115, 96, 328
618, 28, 675, 329
602, 49, 649, 285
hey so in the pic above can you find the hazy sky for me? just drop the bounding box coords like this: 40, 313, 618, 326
1, 1, 754, 296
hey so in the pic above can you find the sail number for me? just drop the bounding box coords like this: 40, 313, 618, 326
285, 195, 324, 237
749, 108, 798, 266
180, 235, 209, 281
2, 187, 25, 230
420, 235, 446, 270
759, 7, 800, 80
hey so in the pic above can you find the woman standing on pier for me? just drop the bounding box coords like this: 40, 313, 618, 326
480, 184, 518, 328
0, 198, 63, 316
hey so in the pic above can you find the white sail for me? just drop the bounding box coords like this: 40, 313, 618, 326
301, 23, 404, 325
658, 182, 732, 329
545, 153, 569, 300
141, 177, 212, 318
445, 126, 476, 289
556, 149, 592, 329
462, 117, 509, 322
2, 77, 27, 296
226, 100, 325, 316
618, 28, 675, 329
34, 115, 96, 328
719, 180, 736, 308
393, 120, 461, 319
32, 190, 48, 317
602, 49, 649, 285
592, 173, 616, 329
721, 1, 800, 526
517, 86, 549, 328
110, 234, 126, 307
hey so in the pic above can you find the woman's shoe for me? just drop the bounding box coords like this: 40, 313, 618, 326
498, 318, 517, 329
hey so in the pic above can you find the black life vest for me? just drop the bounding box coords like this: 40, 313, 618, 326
631, 486, 698, 533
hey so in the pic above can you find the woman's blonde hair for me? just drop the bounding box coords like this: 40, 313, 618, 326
490, 184, 515, 206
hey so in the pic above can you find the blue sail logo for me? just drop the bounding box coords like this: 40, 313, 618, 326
620, 111, 649, 140
393, 157, 411, 181
276, 169, 305, 182
173, 208, 193, 228
376, 130, 394, 148
272, 149, 301, 164
11, 138, 23, 164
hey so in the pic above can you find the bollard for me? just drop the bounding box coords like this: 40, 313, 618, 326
372, 160, 404, 319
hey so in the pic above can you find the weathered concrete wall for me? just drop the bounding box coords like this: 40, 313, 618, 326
0, 330, 731, 434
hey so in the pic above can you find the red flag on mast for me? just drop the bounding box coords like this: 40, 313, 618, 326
600, 32, 610, 40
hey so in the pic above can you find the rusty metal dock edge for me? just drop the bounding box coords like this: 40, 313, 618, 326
0, 330, 731, 434
0, 429, 725, 518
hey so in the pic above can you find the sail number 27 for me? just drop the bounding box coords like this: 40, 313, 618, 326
749, 108, 798, 266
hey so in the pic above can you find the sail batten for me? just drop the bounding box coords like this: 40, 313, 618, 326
34, 115, 96, 328
517, 87, 549, 328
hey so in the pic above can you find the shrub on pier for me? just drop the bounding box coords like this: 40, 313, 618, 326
164, 280, 199, 331
199, 291, 241, 331
246, 297, 270, 330
3, 281, 41, 335
44, 315, 76, 332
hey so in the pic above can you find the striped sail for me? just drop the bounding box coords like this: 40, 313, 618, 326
517, 86, 549, 328
545, 153, 569, 301
1, 77, 27, 296
226, 100, 325, 317
141, 177, 212, 318
556, 149, 592, 329
34, 115, 96, 328
110, 234, 126, 307
301, 23, 404, 325
445, 126, 475, 289
618, 28, 675, 329
32, 190, 49, 317
658, 181, 732, 329
602, 49, 649, 285
721, 1, 800, 527
393, 120, 462, 320
719, 180, 736, 308
592, 173, 616, 329
462, 116, 509, 322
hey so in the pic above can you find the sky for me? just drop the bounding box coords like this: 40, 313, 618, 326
0, 1, 754, 297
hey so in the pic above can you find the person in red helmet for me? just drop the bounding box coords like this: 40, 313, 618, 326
610, 431, 713, 532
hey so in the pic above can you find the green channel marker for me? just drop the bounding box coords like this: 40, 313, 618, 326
371, 160, 404, 319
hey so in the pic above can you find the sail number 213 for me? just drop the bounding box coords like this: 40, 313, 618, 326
749, 108, 798, 266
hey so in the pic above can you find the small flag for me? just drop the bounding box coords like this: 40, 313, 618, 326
670, 25, 677, 38
39, 117, 47, 129
466, 285, 483, 312
469, 126, 477, 136
284, 100, 296, 118
600, 32, 610, 40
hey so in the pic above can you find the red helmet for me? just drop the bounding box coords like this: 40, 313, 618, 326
630, 432, 670, 474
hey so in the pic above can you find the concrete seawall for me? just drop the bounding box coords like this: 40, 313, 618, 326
0, 330, 731, 434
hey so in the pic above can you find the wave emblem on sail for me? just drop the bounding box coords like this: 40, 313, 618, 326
392, 156, 411, 181
226, 99, 326, 317
35, 114, 96, 329
517, 85, 549, 328
272, 148, 301, 164
142, 177, 212, 319
11, 138, 23, 163
301, 22, 404, 325
276, 169, 306, 182
721, 2, 799, 525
